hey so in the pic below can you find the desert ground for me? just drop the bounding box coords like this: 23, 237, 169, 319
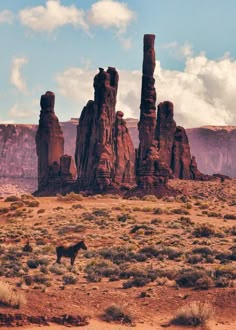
0, 179, 236, 329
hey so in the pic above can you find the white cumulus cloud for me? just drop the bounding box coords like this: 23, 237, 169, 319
0, 10, 14, 24
10, 57, 28, 93
88, 0, 135, 33
56, 52, 236, 127
19, 0, 88, 32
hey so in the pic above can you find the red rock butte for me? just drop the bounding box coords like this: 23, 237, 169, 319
34, 34, 212, 197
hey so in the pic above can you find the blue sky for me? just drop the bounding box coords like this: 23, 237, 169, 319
1, 0, 236, 127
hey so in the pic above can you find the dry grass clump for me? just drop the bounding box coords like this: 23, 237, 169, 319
0, 281, 26, 308
103, 304, 134, 325
171, 301, 213, 326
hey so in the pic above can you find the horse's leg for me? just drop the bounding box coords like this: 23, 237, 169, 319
71, 255, 75, 266
56, 251, 61, 264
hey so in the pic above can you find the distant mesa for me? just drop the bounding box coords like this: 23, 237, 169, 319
34, 34, 220, 197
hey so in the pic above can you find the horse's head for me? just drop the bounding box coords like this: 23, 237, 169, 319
80, 240, 87, 250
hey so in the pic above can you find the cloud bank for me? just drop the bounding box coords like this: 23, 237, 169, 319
56, 53, 236, 127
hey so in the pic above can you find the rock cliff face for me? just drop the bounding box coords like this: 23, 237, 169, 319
0, 124, 37, 179
187, 127, 236, 178
75, 67, 135, 193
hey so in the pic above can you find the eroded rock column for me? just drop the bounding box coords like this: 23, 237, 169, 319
35, 91, 64, 189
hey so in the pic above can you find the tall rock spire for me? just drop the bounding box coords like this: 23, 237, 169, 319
35, 91, 64, 190
75, 67, 135, 192
138, 34, 157, 162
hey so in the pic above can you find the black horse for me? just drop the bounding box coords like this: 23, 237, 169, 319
56, 240, 87, 266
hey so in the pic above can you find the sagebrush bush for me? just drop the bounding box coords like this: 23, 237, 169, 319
103, 304, 134, 325
171, 301, 213, 326
193, 223, 215, 238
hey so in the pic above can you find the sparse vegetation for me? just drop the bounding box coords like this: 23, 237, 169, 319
0, 281, 26, 308
103, 304, 134, 325
171, 301, 213, 326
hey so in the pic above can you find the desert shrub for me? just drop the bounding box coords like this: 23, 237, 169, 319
4, 195, 20, 202
117, 213, 132, 222
53, 206, 64, 211
0, 281, 26, 308
192, 247, 214, 257
199, 203, 209, 210
176, 268, 209, 288
151, 218, 162, 224
37, 209, 46, 214
153, 208, 164, 215
123, 276, 150, 289
38, 258, 50, 266
171, 301, 213, 326
81, 212, 96, 221
186, 254, 203, 264
139, 246, 160, 258
10, 201, 24, 210
33, 274, 50, 285
171, 208, 190, 215
207, 212, 222, 218
93, 208, 111, 217
215, 276, 232, 288
193, 223, 215, 237
71, 204, 84, 209
130, 224, 155, 236
62, 275, 77, 285
214, 265, 236, 279
0, 207, 9, 214
27, 259, 39, 269
40, 265, 48, 274
195, 276, 214, 290
49, 264, 66, 275
128, 196, 139, 200
57, 192, 83, 202
160, 247, 182, 260
224, 214, 236, 220
103, 194, 120, 199
185, 202, 192, 209
99, 247, 138, 264
25, 200, 40, 207
85, 260, 120, 282
179, 216, 193, 226
142, 195, 157, 202
103, 304, 134, 325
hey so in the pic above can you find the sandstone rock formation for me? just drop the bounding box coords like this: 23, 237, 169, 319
35, 91, 76, 195
75, 67, 135, 193
156, 101, 204, 180
0, 122, 234, 190
114, 111, 135, 185
36, 91, 64, 190
135, 34, 171, 195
